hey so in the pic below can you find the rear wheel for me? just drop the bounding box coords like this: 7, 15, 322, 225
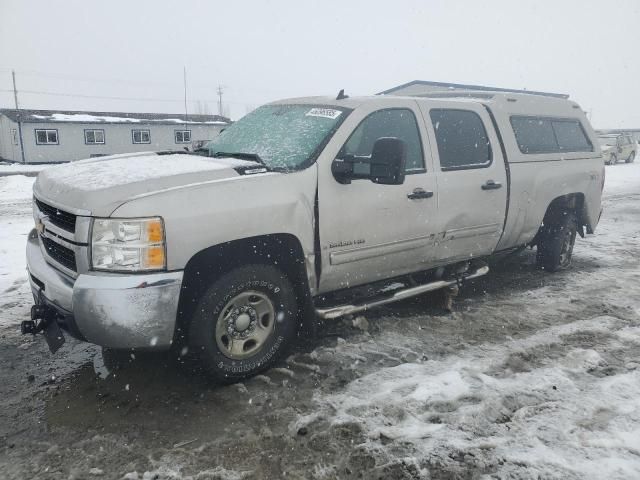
536, 211, 578, 272
101, 347, 135, 370
188, 264, 298, 382
627, 151, 636, 163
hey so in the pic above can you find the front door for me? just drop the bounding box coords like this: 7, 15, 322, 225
420, 102, 508, 261
317, 101, 440, 293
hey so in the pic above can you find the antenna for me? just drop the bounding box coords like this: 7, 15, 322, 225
336, 89, 349, 100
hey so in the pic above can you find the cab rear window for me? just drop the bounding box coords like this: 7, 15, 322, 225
511, 116, 593, 154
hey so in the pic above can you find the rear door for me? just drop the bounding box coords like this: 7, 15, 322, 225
419, 101, 508, 261
317, 100, 440, 293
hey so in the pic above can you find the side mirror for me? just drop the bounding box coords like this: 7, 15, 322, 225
331, 155, 355, 184
331, 137, 406, 185
369, 137, 406, 185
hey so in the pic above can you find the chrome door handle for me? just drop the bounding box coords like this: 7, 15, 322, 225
407, 188, 434, 200
481, 180, 502, 190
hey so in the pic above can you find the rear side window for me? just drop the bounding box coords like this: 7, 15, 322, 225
342, 108, 425, 172
552, 120, 593, 152
429, 109, 491, 170
511, 117, 557, 153
511, 116, 593, 154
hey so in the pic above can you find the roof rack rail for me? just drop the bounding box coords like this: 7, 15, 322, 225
377, 80, 569, 99
411, 92, 496, 100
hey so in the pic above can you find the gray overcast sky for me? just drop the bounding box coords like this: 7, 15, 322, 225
0, 0, 638, 128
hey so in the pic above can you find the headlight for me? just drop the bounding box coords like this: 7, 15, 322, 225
91, 217, 166, 272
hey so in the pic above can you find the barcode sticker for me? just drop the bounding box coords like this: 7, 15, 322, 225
305, 108, 342, 119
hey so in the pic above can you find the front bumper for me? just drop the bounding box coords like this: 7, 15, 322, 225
26, 229, 183, 349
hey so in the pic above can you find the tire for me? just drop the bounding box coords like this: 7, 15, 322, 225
608, 154, 617, 165
536, 211, 578, 273
188, 264, 298, 382
101, 347, 135, 370
627, 151, 636, 164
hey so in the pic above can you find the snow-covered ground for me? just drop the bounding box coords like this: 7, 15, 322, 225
0, 175, 35, 294
0, 162, 50, 177
0, 162, 639, 479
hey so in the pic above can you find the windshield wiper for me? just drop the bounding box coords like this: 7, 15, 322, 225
213, 151, 266, 166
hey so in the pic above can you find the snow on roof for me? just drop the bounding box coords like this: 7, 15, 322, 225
0, 108, 231, 125
31, 113, 143, 123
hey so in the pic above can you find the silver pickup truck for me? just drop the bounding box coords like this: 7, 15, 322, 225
24, 90, 604, 380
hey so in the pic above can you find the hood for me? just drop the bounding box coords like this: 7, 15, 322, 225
33, 152, 264, 216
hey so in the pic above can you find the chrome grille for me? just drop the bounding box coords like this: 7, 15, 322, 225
41, 235, 77, 272
35, 198, 77, 233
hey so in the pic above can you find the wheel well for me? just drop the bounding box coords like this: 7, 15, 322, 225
174, 234, 311, 345
537, 193, 586, 241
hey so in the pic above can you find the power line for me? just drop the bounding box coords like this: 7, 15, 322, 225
0, 87, 253, 107
1, 68, 293, 97
7, 68, 215, 91
0, 88, 214, 103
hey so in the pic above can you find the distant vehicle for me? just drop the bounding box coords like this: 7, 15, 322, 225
598, 134, 636, 165
25, 91, 604, 381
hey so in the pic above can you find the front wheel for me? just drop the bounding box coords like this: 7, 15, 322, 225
536, 211, 578, 272
188, 264, 298, 382
607, 154, 617, 165
627, 151, 636, 163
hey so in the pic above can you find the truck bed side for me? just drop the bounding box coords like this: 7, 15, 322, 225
485, 95, 603, 251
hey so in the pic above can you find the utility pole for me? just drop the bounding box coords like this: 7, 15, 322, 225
12, 70, 26, 164
217, 85, 224, 117
183, 66, 189, 124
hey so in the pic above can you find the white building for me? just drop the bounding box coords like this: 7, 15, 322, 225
0, 109, 231, 164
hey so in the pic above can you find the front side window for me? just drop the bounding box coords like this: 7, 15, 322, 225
175, 130, 192, 143
132, 129, 150, 144
430, 109, 491, 169
341, 108, 425, 173
84, 129, 105, 145
35, 129, 58, 145
206, 104, 349, 170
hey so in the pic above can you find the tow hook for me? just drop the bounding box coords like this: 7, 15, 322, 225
20, 305, 50, 335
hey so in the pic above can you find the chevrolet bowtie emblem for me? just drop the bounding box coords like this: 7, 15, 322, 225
36, 214, 49, 234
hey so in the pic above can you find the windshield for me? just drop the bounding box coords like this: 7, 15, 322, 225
598, 136, 618, 146
205, 104, 347, 169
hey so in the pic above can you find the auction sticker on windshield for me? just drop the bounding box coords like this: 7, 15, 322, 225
305, 108, 342, 119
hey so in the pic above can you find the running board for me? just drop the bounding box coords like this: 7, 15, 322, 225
315, 265, 489, 320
